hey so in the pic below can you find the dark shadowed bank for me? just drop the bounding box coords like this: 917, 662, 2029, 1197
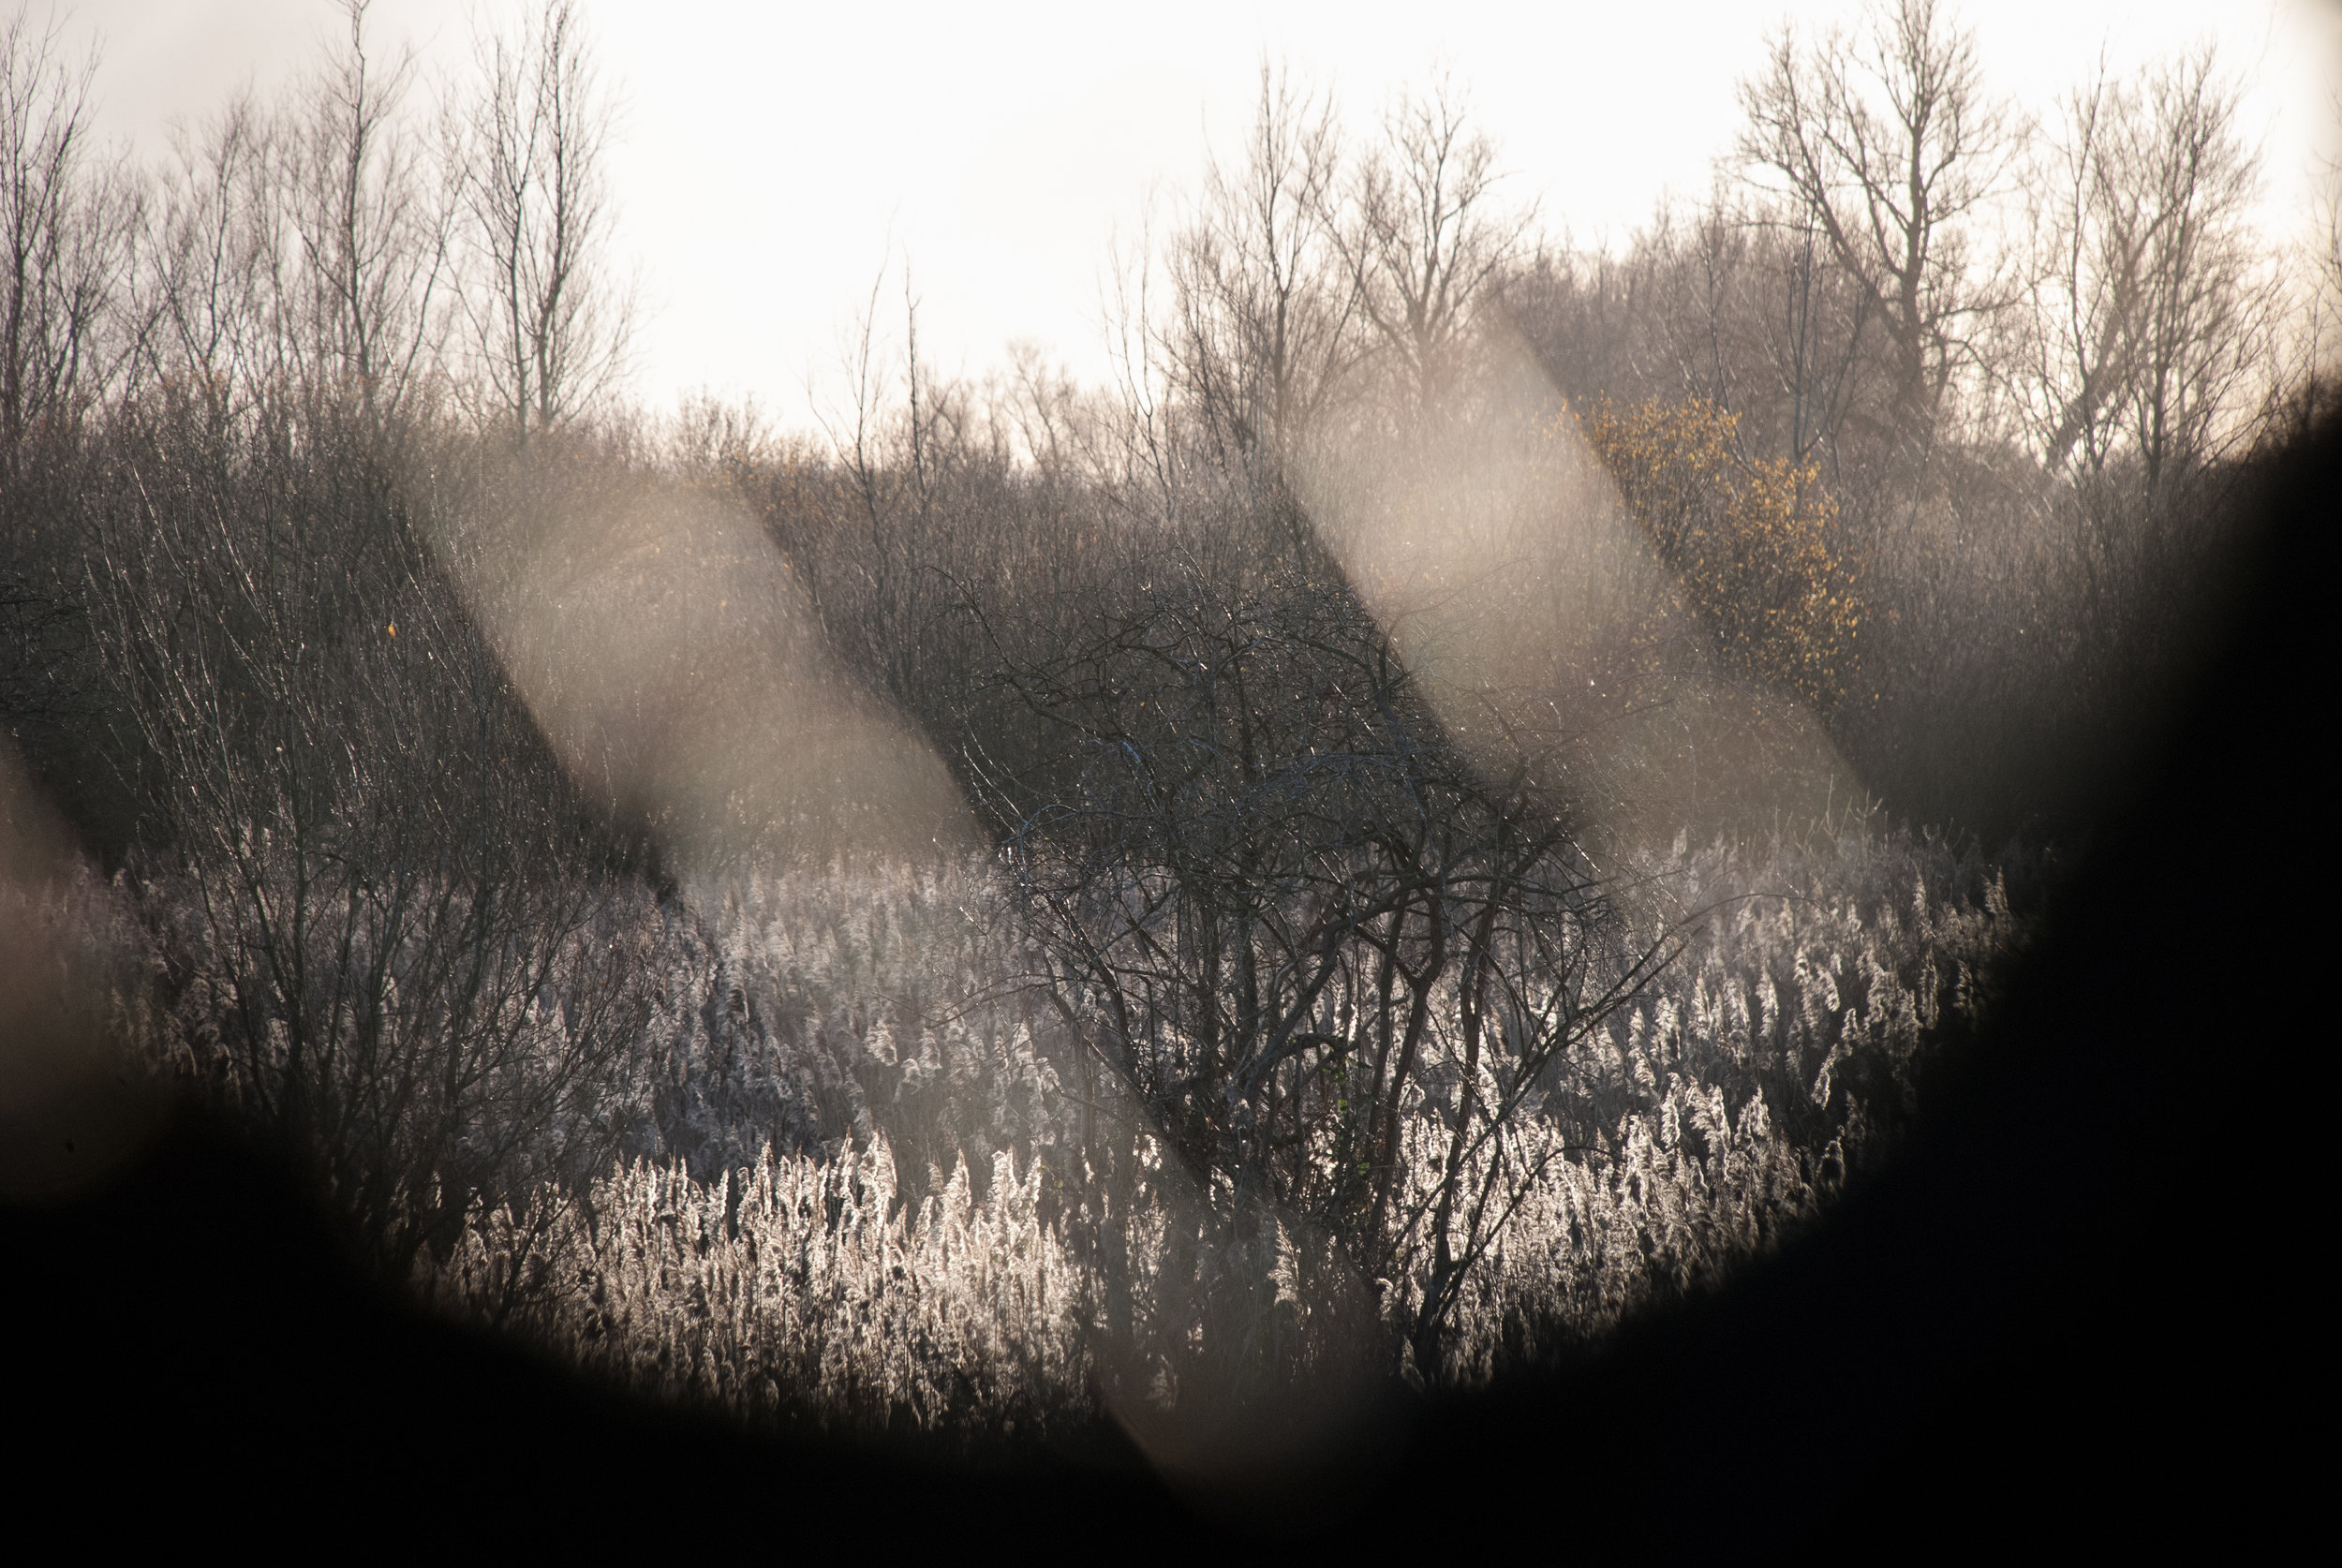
5, 417, 2326, 1551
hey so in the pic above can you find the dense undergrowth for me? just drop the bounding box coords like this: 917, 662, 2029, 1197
11, 802, 2022, 1443
411, 818, 2019, 1436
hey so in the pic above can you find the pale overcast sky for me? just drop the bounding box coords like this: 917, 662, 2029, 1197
49, 0, 2342, 432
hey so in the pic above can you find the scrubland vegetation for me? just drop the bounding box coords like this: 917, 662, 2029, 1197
1, 0, 2327, 1483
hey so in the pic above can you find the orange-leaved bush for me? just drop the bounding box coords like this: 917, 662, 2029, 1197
1578, 397, 1863, 713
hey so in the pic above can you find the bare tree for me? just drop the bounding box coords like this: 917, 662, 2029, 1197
2008, 48, 2272, 496
275, 0, 452, 424
138, 92, 290, 417
2321, 91, 2342, 341
1739, 203, 1881, 480
1614, 191, 1880, 482
1166, 64, 1360, 526
2283, 90, 2342, 436
968, 566, 1664, 1379
0, 7, 136, 462
1339, 73, 1532, 419
1736, 0, 2012, 460
455, 0, 631, 445
2008, 57, 2136, 478
808, 262, 977, 707
2111, 52, 2273, 495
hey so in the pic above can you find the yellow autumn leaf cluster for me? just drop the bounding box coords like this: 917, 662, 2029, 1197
1576, 397, 1864, 713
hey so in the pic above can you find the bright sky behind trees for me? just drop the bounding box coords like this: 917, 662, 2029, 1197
56, 0, 2341, 431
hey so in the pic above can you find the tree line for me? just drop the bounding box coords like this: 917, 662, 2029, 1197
0, 0, 624, 462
